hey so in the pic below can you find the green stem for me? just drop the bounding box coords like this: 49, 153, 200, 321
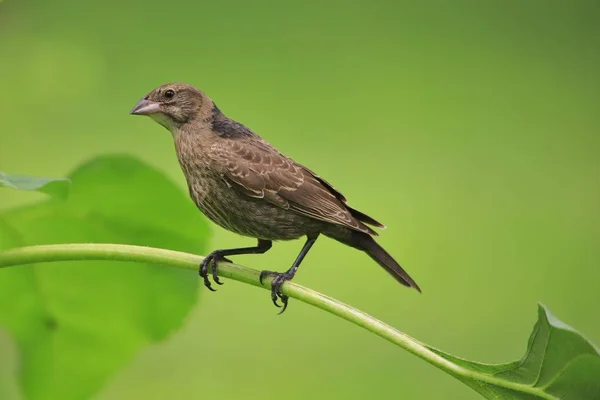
0, 243, 553, 399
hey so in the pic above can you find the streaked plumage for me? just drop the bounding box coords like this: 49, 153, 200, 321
130, 83, 420, 312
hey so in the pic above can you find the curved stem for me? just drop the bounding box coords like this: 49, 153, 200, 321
0, 243, 553, 399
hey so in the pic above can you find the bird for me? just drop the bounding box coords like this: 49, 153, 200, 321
130, 83, 420, 313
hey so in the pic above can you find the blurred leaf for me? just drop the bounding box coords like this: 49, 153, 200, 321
427, 305, 600, 399
0, 155, 210, 400
0, 172, 70, 200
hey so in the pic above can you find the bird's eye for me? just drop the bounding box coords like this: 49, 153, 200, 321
164, 89, 175, 99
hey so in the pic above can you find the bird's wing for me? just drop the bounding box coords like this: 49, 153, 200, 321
210, 138, 380, 235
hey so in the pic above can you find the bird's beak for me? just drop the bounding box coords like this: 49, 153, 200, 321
130, 99, 161, 116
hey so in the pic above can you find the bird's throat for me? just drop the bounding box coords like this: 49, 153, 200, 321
150, 113, 180, 133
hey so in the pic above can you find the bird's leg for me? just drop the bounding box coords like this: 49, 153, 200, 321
259, 234, 319, 314
200, 239, 272, 291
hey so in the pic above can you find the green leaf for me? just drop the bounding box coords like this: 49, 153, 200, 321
0, 171, 71, 199
427, 304, 600, 399
0, 155, 210, 400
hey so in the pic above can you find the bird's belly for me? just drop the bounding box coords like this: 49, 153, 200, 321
188, 177, 321, 240
200, 194, 317, 240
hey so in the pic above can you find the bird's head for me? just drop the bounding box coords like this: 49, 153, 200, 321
130, 83, 209, 132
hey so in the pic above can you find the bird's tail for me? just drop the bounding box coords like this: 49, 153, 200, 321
327, 229, 421, 292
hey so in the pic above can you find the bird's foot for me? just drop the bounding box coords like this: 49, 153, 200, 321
259, 270, 293, 314
199, 251, 232, 291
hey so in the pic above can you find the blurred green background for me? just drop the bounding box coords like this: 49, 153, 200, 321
1, 0, 599, 399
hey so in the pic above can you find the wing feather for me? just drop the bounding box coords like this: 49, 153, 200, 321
211, 138, 381, 235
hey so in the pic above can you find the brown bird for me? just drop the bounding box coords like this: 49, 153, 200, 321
130, 83, 420, 312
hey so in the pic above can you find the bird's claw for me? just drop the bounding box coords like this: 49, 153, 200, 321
199, 251, 229, 290
258, 270, 272, 285
260, 270, 290, 314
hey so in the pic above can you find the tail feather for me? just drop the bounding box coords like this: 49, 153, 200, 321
363, 236, 421, 292
330, 230, 421, 292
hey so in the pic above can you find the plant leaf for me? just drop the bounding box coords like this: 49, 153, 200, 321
0, 155, 210, 400
427, 304, 600, 399
0, 171, 71, 199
